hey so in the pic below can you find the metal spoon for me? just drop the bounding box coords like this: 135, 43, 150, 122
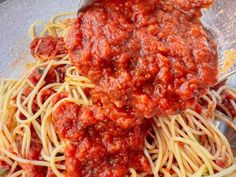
187, 0, 236, 146
214, 117, 236, 148
78, 0, 95, 11
77, 0, 236, 83
201, 0, 236, 84
213, 72, 236, 155
77, 0, 236, 152
214, 112, 236, 156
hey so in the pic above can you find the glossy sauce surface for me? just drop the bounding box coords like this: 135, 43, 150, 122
64, 0, 217, 176
28, 0, 218, 176
66, 0, 217, 118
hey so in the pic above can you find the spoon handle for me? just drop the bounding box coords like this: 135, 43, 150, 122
215, 69, 236, 86
78, 0, 95, 11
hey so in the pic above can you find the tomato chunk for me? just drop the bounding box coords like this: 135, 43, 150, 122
28, 67, 57, 86
30, 36, 67, 60
52, 91, 69, 105
52, 102, 85, 141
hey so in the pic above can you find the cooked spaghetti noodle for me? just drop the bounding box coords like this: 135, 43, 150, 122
0, 12, 93, 177
0, 10, 236, 177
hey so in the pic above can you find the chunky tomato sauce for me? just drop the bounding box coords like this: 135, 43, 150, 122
30, 36, 67, 60
52, 101, 150, 177
66, 0, 217, 117
29, 0, 218, 176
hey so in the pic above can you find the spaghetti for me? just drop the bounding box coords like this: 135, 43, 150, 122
0, 12, 94, 177
129, 86, 236, 177
0, 4, 236, 177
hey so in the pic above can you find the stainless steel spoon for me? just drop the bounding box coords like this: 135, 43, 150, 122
77, 0, 236, 153
213, 72, 236, 155
77, 0, 236, 83
214, 113, 236, 156
78, 0, 95, 11
214, 118, 236, 147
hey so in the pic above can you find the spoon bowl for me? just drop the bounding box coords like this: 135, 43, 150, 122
214, 73, 236, 154
76, 0, 236, 154
214, 118, 236, 147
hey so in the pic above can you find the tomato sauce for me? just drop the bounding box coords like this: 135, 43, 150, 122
66, 0, 217, 117
63, 116, 150, 177
30, 36, 67, 60
29, 0, 218, 176
0, 160, 11, 176
215, 157, 227, 168
28, 67, 57, 86
52, 91, 69, 105
40, 89, 55, 103
53, 102, 86, 141
21, 86, 39, 114
61, 0, 218, 176
18, 127, 48, 177
53, 102, 151, 176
